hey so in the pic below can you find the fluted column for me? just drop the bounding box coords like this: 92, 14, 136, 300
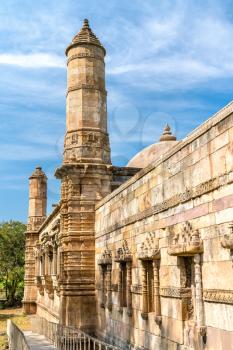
126, 262, 132, 316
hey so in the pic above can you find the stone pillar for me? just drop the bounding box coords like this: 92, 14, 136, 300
41, 255, 45, 276
126, 262, 132, 316
44, 250, 48, 276
23, 166, 47, 314
118, 267, 122, 311
153, 260, 161, 323
100, 266, 105, 308
141, 261, 148, 319
106, 264, 112, 311
53, 245, 57, 275
194, 254, 205, 329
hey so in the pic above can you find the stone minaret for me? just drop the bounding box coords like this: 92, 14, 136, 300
23, 166, 47, 314
55, 19, 112, 332
64, 18, 111, 164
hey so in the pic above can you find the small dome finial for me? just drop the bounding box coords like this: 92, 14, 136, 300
159, 124, 176, 142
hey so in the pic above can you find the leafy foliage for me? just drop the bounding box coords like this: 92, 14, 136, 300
0, 221, 26, 307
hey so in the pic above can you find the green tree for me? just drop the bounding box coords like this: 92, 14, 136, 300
0, 221, 26, 306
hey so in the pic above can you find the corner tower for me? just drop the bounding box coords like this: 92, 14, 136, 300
23, 167, 47, 314
55, 20, 112, 332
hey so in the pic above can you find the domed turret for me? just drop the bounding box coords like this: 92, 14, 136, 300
66, 19, 105, 55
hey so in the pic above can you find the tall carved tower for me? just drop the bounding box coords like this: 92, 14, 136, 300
23, 167, 47, 314
55, 19, 112, 331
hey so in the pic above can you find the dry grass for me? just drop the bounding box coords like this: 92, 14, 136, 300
0, 307, 31, 350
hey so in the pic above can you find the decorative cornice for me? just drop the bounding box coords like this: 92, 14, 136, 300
160, 287, 191, 299
203, 289, 233, 304
96, 172, 233, 237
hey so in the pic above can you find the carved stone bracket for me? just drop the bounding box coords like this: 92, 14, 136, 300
168, 222, 203, 256
221, 223, 233, 250
98, 246, 112, 265
115, 240, 132, 262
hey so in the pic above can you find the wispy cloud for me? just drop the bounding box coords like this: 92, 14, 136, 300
0, 53, 65, 68
0, 144, 58, 161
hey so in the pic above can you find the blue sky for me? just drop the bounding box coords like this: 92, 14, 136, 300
1, 0, 233, 222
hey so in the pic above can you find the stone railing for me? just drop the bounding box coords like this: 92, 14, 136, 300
7, 319, 30, 350
32, 316, 120, 350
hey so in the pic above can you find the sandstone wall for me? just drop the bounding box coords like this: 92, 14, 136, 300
95, 102, 233, 350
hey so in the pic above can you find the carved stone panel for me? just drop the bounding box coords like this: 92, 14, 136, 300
168, 222, 203, 256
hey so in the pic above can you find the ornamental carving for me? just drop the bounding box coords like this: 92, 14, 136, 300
115, 240, 132, 262
168, 222, 203, 256
221, 223, 233, 250
137, 233, 160, 260
97, 172, 232, 237
160, 287, 191, 299
98, 245, 112, 265
203, 289, 233, 304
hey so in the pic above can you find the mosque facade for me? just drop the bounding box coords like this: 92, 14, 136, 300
23, 20, 233, 350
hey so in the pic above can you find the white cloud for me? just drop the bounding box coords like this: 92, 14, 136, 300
0, 53, 65, 69
104, 1, 233, 91
0, 144, 58, 161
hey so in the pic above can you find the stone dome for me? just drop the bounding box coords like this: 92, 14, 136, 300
127, 124, 179, 168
